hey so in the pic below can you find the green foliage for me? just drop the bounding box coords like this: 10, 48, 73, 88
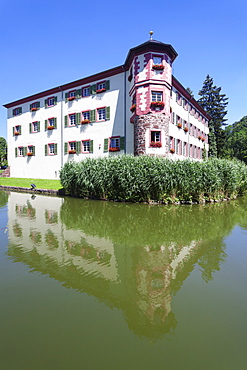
198, 75, 228, 156
222, 116, 247, 163
0, 137, 7, 167
60, 156, 247, 202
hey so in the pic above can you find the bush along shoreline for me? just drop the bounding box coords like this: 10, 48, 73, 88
60, 156, 247, 204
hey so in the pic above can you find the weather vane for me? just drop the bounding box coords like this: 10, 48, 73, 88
149, 31, 153, 40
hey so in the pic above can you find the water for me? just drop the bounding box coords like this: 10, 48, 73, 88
0, 191, 247, 370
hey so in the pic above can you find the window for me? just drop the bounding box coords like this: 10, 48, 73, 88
49, 118, 55, 127
69, 114, 76, 126
81, 111, 90, 123
49, 144, 55, 155
172, 112, 175, 124
153, 56, 162, 65
69, 90, 76, 98
45, 143, 57, 156
169, 136, 174, 153
183, 142, 187, 156
82, 140, 90, 153
97, 81, 106, 92
83, 87, 90, 97
104, 136, 125, 152
27, 145, 35, 156
110, 137, 120, 151
150, 131, 161, 147
45, 96, 57, 107
68, 141, 76, 154
151, 91, 163, 102
13, 125, 21, 135
30, 101, 40, 111
13, 107, 22, 116
19, 147, 24, 156
32, 121, 39, 133
98, 108, 106, 121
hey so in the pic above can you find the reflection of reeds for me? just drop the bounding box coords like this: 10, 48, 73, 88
60, 156, 247, 203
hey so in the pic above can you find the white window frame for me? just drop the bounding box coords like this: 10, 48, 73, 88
109, 137, 120, 149
48, 97, 55, 106
82, 111, 90, 120
69, 114, 76, 126
150, 131, 161, 143
83, 87, 90, 97
49, 143, 55, 155
151, 91, 163, 102
153, 56, 162, 65
33, 122, 38, 132
19, 147, 24, 156
82, 140, 90, 153
98, 108, 106, 121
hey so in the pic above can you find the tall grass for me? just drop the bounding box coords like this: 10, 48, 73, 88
60, 156, 247, 203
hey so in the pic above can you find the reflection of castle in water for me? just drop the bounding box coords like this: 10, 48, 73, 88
8, 192, 240, 339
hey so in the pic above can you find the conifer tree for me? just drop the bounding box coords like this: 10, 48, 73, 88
197, 75, 228, 157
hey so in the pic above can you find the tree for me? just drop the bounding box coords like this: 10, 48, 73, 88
208, 120, 217, 158
186, 87, 194, 98
223, 116, 247, 163
197, 75, 228, 157
0, 137, 7, 167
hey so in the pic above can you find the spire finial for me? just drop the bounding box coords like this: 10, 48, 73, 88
149, 31, 153, 40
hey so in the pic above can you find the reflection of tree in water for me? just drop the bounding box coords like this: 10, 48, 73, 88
0, 191, 9, 208
197, 240, 227, 282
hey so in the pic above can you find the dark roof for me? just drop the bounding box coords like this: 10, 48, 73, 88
124, 39, 178, 68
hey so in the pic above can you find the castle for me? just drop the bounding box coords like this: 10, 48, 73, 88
4, 36, 210, 179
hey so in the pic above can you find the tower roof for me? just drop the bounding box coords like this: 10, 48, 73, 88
124, 39, 178, 69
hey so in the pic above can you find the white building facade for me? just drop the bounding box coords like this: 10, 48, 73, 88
4, 39, 210, 179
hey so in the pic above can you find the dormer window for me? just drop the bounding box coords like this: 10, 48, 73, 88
13, 107, 22, 116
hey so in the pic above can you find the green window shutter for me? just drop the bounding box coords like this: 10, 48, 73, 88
45, 145, 48, 156
45, 99, 48, 108
106, 106, 110, 120
37, 101, 40, 108
89, 140, 93, 153
54, 143, 57, 155
90, 110, 96, 122
54, 118, 57, 129
76, 113, 80, 125
90, 84, 96, 95
64, 142, 68, 154
38, 121, 40, 132
20, 126, 22, 134
33, 146, 35, 156
104, 138, 109, 152
30, 104, 32, 111
65, 93, 68, 102
54, 96, 57, 105
15, 148, 17, 157
23, 147, 27, 156
13, 127, 15, 136
76, 89, 82, 99
105, 80, 110, 91
29, 123, 32, 133
76, 141, 81, 153
20, 107, 22, 114
64, 115, 68, 127
120, 136, 125, 150
45, 119, 48, 130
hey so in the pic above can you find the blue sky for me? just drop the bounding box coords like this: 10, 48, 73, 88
0, 0, 247, 139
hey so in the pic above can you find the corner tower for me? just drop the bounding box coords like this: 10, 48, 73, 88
125, 38, 178, 155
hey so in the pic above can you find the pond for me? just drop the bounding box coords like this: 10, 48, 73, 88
0, 190, 247, 370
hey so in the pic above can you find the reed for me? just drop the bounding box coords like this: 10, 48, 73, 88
60, 156, 247, 203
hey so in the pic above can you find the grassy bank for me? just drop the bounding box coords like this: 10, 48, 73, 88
60, 156, 247, 203
0, 177, 62, 191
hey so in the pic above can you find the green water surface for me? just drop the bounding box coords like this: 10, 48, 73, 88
0, 191, 247, 370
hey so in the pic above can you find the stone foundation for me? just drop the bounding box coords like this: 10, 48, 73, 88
134, 114, 170, 156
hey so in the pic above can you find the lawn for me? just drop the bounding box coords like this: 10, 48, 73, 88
0, 177, 62, 191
